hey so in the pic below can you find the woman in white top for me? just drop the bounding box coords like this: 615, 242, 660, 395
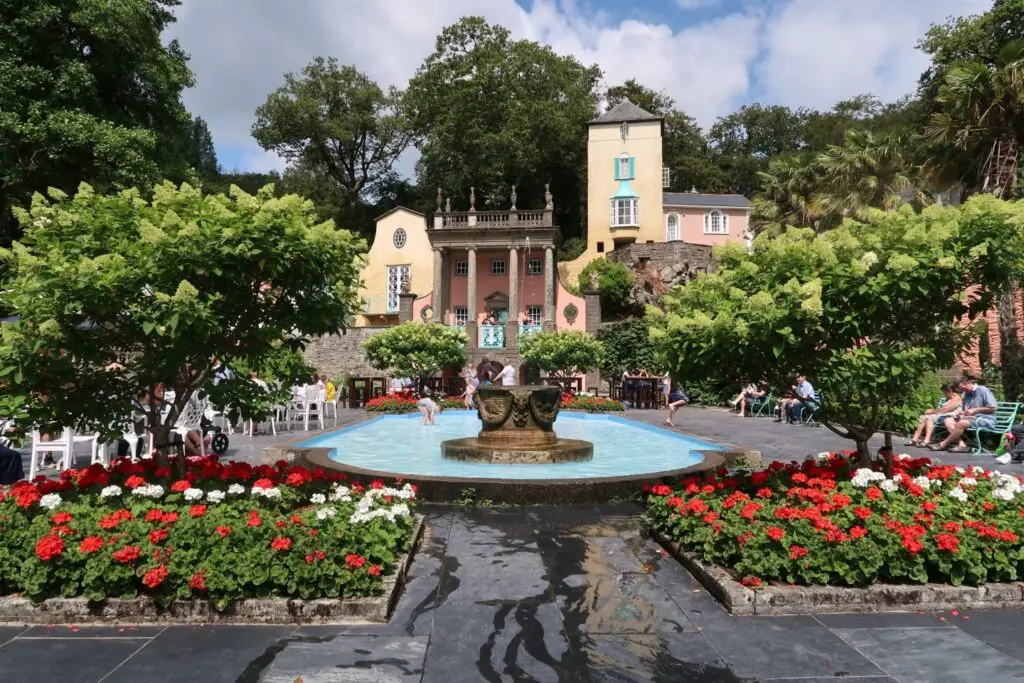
498, 364, 517, 386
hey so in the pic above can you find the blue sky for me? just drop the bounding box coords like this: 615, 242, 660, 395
170, 0, 991, 175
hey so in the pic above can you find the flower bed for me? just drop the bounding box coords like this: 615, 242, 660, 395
365, 395, 463, 413
0, 456, 417, 607
644, 452, 1024, 588
561, 395, 625, 412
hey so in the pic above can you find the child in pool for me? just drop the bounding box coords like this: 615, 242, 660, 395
417, 391, 441, 425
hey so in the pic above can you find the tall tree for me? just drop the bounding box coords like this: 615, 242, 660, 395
751, 153, 822, 235
707, 104, 808, 195
252, 57, 414, 234
404, 17, 601, 237
927, 38, 1024, 400
0, 0, 194, 244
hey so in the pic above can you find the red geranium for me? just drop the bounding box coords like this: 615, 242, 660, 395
78, 536, 105, 554
99, 509, 133, 530
142, 564, 168, 588
650, 484, 672, 496
368, 564, 382, 576
247, 511, 262, 527
215, 525, 232, 538
789, 545, 809, 560
51, 512, 73, 525
124, 475, 146, 489
270, 537, 292, 552
189, 505, 207, 518
252, 478, 274, 490
189, 572, 207, 591
766, 526, 785, 541
112, 546, 142, 564
345, 553, 367, 568
170, 480, 191, 493
740, 576, 763, 588
35, 535, 65, 561
148, 529, 169, 544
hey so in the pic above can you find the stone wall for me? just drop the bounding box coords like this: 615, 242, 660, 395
606, 241, 714, 275
303, 327, 390, 380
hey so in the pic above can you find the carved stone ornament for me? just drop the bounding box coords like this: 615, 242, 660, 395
469, 186, 476, 210
477, 390, 513, 429
510, 184, 517, 210
436, 187, 443, 212
544, 183, 553, 209
529, 388, 561, 429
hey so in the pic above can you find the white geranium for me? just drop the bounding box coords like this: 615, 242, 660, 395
315, 506, 337, 521
851, 468, 886, 488
183, 488, 204, 501
332, 485, 352, 502
912, 475, 933, 490
251, 486, 281, 499
100, 485, 122, 499
970, 465, 985, 475
956, 466, 966, 475
39, 493, 62, 510
310, 493, 326, 505
816, 452, 832, 463
880, 479, 900, 493
227, 483, 246, 495
896, 454, 912, 461
206, 490, 225, 504
992, 488, 1016, 502
960, 477, 978, 488
949, 487, 969, 503
132, 484, 165, 499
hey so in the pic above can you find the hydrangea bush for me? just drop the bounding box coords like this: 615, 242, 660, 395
644, 453, 1024, 588
0, 457, 417, 606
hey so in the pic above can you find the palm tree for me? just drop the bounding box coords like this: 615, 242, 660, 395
926, 39, 1024, 199
810, 129, 927, 223
751, 154, 821, 236
927, 39, 1024, 399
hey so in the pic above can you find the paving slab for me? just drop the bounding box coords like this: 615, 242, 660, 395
833, 626, 1024, 683
568, 632, 742, 682
0, 636, 147, 683
259, 635, 428, 682
949, 610, 1024, 665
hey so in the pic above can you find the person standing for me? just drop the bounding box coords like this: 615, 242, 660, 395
498, 363, 517, 386
664, 382, 690, 427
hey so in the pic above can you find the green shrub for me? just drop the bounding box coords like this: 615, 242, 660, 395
579, 258, 635, 316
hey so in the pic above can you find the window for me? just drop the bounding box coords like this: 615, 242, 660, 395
454, 306, 468, 326
597, 242, 605, 253
526, 305, 542, 326
666, 213, 680, 242
617, 154, 631, 180
491, 259, 506, 275
393, 228, 407, 249
455, 260, 468, 276
527, 259, 542, 275
610, 198, 639, 227
620, 122, 629, 140
704, 210, 728, 234
662, 167, 671, 189
386, 264, 410, 313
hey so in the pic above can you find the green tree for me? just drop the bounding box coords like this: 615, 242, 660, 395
0, 182, 365, 458
204, 345, 314, 427
364, 323, 468, 385
0, 0, 194, 243
404, 17, 601, 238
751, 153, 822, 235
253, 58, 414, 235
579, 258, 635, 316
708, 104, 809, 195
927, 39, 1024, 399
648, 196, 1024, 463
598, 319, 657, 379
520, 330, 603, 380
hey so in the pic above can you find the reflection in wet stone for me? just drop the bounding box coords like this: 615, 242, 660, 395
572, 633, 744, 683
423, 601, 574, 683
560, 574, 694, 636
258, 636, 428, 682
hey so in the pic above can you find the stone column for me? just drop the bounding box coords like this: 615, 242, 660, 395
506, 246, 519, 349
543, 246, 555, 331
440, 250, 451, 324
583, 289, 602, 392
466, 248, 478, 349
431, 248, 443, 323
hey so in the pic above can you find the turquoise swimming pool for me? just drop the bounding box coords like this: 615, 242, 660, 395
298, 412, 723, 480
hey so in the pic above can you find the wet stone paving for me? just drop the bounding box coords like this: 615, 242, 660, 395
4, 504, 1024, 682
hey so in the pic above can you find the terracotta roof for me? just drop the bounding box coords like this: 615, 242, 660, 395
588, 98, 662, 125
663, 192, 751, 209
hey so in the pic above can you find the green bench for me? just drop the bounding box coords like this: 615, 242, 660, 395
965, 401, 1022, 455
748, 392, 774, 418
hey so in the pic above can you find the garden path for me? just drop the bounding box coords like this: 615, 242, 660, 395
1, 504, 1023, 682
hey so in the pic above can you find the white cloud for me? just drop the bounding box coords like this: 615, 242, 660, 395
167, 0, 986, 175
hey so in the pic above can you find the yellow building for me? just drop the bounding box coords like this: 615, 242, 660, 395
560, 99, 751, 285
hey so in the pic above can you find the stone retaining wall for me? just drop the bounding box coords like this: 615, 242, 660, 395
304, 327, 389, 379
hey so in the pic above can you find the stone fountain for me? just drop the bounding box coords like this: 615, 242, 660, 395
441, 386, 594, 464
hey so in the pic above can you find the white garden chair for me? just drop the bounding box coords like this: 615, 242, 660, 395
74, 432, 101, 466
29, 427, 76, 479
322, 392, 340, 427
289, 385, 325, 431
172, 395, 207, 457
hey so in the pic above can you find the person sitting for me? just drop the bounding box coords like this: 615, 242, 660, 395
906, 383, 962, 447
929, 374, 997, 453
776, 374, 815, 424
731, 382, 766, 418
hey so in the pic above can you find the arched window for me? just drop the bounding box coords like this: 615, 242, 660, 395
666, 213, 680, 242
704, 210, 728, 235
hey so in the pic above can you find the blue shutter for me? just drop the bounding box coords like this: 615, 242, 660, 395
628, 157, 635, 179
613, 158, 620, 181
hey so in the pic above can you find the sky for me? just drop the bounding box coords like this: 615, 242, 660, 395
167, 0, 992, 175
